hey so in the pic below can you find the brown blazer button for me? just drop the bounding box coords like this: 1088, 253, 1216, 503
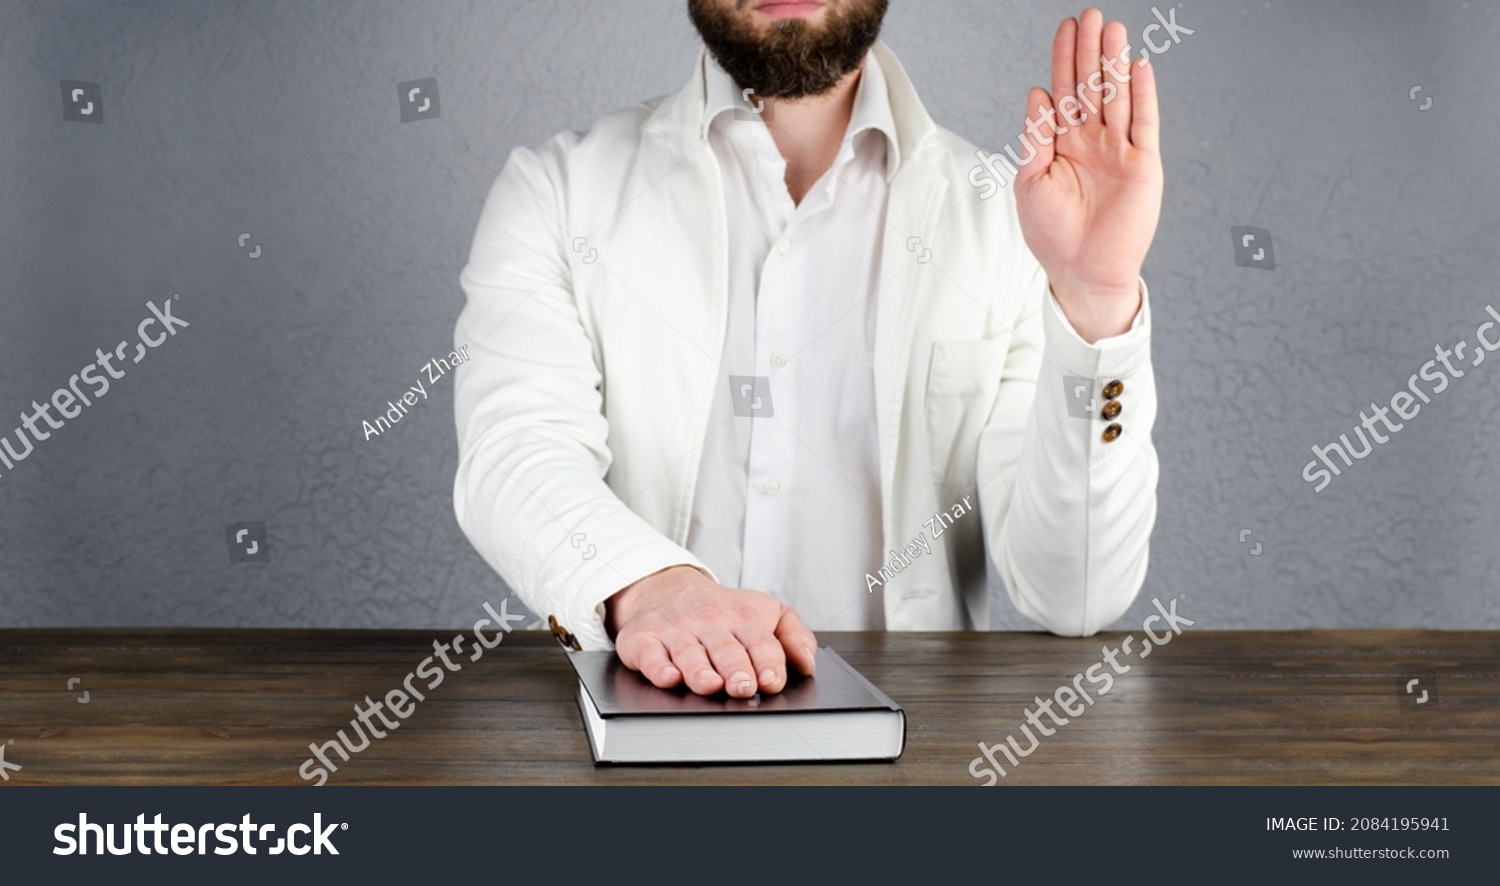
548, 614, 582, 651
1102, 380, 1124, 399
1102, 423, 1123, 443
1101, 400, 1122, 421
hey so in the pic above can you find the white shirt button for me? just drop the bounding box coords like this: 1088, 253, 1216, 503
770, 353, 788, 369
776, 239, 791, 255
762, 479, 781, 496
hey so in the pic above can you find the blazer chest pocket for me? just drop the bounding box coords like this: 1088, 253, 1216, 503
925, 335, 1011, 488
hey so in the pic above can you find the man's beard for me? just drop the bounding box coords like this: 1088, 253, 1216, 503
687, 0, 889, 99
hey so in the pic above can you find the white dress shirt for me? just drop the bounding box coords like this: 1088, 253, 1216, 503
685, 52, 899, 630
453, 41, 1159, 650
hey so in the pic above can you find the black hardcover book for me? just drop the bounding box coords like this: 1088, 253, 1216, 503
567, 646, 906, 764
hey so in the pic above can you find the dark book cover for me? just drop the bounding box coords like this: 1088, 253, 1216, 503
567, 645, 903, 718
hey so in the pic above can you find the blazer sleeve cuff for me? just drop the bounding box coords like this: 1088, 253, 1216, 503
558, 545, 719, 652
1042, 277, 1153, 380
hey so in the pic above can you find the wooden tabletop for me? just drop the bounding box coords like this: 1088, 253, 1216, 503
1, 628, 1496, 785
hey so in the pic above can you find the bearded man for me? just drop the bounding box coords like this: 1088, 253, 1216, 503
454, 2, 1163, 697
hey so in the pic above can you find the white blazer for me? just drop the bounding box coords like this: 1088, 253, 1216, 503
453, 42, 1159, 651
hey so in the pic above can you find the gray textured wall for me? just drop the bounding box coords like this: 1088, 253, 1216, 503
1, 0, 1496, 631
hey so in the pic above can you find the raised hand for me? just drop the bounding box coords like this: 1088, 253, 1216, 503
1013, 8, 1163, 344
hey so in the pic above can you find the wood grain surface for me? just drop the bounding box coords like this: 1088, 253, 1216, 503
1, 629, 1496, 785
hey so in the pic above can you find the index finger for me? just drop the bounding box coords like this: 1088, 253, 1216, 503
1050, 17, 1081, 130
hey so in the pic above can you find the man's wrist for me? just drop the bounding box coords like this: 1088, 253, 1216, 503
604, 564, 704, 637
1049, 280, 1143, 344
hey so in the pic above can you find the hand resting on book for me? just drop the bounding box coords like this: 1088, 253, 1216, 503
605, 565, 818, 698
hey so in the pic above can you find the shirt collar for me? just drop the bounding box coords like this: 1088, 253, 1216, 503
700, 49, 901, 182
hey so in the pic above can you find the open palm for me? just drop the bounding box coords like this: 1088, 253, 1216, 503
1013, 9, 1163, 343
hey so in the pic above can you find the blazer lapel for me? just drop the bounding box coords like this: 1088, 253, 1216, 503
611, 52, 728, 543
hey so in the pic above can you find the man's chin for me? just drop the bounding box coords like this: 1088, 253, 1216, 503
689, 0, 887, 99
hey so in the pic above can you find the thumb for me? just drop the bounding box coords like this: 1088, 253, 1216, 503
1014, 87, 1057, 185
